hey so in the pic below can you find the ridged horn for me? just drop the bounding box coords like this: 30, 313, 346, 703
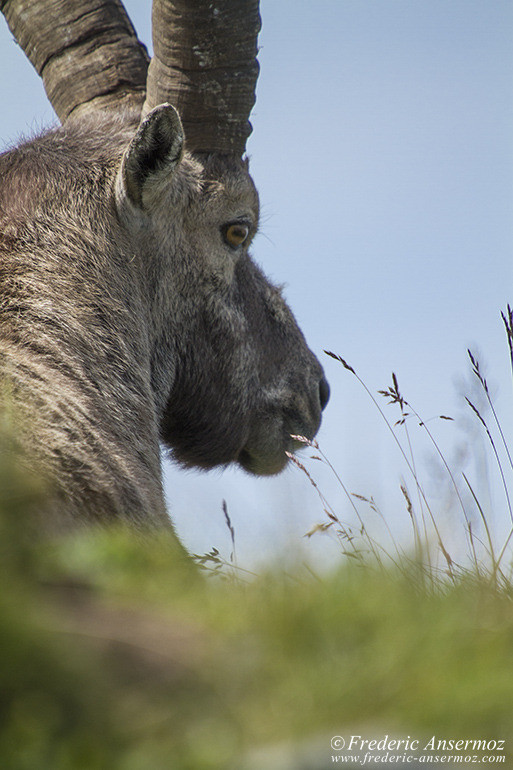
143, 0, 261, 156
0, 0, 149, 122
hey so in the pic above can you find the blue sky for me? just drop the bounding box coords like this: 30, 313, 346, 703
1, 2, 512, 568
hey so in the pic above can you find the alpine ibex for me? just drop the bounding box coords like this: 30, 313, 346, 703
0, 0, 329, 530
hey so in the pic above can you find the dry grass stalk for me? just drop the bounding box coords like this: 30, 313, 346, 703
316, 308, 513, 587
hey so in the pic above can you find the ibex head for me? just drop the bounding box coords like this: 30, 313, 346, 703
0, 0, 329, 523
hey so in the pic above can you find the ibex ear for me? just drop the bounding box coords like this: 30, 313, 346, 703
117, 104, 184, 209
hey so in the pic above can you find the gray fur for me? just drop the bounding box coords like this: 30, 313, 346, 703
0, 105, 328, 528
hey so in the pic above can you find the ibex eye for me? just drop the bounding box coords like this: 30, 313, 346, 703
223, 223, 250, 249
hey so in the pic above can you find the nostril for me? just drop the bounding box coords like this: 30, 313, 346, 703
319, 376, 330, 411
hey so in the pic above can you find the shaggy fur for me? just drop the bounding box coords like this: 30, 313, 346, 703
0, 107, 328, 528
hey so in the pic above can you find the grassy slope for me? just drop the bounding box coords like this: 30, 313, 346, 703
2, 494, 513, 769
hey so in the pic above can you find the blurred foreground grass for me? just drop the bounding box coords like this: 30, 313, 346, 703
2, 438, 513, 770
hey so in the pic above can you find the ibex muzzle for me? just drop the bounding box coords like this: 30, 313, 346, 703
0, 0, 329, 526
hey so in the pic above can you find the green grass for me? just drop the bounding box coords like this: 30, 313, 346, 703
2, 500, 513, 768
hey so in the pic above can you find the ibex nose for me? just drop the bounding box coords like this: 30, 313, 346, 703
319, 376, 330, 411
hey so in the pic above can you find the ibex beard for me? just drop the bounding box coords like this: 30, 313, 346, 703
0, 105, 329, 527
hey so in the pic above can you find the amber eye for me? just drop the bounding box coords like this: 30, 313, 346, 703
223, 222, 250, 249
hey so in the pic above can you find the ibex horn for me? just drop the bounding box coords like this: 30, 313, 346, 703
0, 0, 149, 122
143, 0, 261, 157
